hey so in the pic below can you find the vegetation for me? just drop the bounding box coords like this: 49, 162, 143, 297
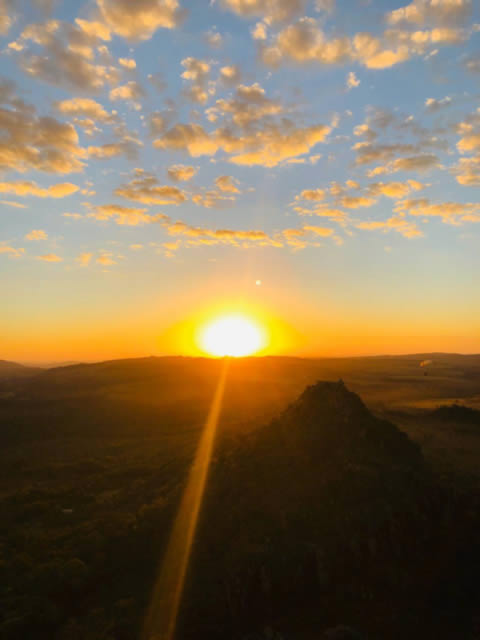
0, 355, 479, 639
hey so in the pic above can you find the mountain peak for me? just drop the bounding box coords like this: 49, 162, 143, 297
260, 380, 424, 472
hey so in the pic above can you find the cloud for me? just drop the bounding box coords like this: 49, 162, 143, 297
0, 80, 85, 174
167, 164, 197, 182
302, 225, 334, 236
205, 30, 223, 48
37, 253, 62, 262
0, 181, 79, 197
87, 136, 141, 159
181, 57, 212, 104
109, 80, 144, 102
148, 111, 168, 136
261, 18, 353, 67
154, 123, 219, 156
219, 65, 242, 86
457, 133, 480, 153
77, 252, 92, 266
0, 245, 24, 258
118, 57, 136, 69
293, 205, 347, 221
0, 200, 27, 208
454, 156, 480, 186
392, 153, 440, 172
14, 20, 121, 92
74, 18, 112, 41
25, 229, 47, 240
155, 120, 331, 167
339, 196, 376, 209
96, 253, 116, 265
192, 190, 236, 208
295, 188, 325, 201
346, 71, 360, 89
386, 0, 472, 27
355, 138, 440, 174
0, 0, 14, 35
163, 218, 281, 248
425, 96, 452, 112
367, 179, 425, 199
259, 9, 472, 71
96, 0, 184, 41
89, 203, 164, 225
63, 212, 83, 219
220, 0, 308, 23
464, 54, 480, 74
215, 175, 240, 193
397, 197, 480, 224
212, 83, 283, 126
356, 215, 423, 238
251, 21, 268, 40
54, 97, 113, 122
115, 170, 187, 205
281, 224, 335, 249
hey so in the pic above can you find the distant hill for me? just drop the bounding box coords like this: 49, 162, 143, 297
0, 360, 42, 380
431, 403, 480, 425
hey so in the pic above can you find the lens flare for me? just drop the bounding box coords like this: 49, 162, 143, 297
199, 314, 266, 357
142, 360, 229, 640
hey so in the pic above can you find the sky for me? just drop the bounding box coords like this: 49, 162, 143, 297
1, 0, 480, 363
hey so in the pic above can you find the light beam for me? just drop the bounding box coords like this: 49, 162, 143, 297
142, 359, 229, 640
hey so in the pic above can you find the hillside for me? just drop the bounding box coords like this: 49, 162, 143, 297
1, 358, 480, 638
0, 360, 42, 380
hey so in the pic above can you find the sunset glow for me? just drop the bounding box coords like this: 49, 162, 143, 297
198, 314, 267, 357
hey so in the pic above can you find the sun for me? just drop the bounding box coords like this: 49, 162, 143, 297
198, 314, 266, 357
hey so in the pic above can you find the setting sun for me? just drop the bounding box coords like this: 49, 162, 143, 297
198, 314, 267, 357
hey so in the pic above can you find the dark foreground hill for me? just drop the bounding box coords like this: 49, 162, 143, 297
179, 381, 480, 639
0, 368, 480, 639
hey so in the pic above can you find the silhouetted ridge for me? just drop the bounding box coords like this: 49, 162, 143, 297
258, 379, 424, 472
431, 403, 480, 425
183, 382, 430, 639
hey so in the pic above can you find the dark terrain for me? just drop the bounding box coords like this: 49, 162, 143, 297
0, 354, 479, 639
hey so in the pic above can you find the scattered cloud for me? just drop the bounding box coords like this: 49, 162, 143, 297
425, 96, 452, 112
118, 57, 136, 69
25, 229, 47, 240
0, 181, 79, 198
54, 97, 113, 122
167, 164, 197, 182
77, 252, 92, 266
96, 252, 116, 265
181, 57, 212, 104
109, 80, 144, 103
0, 200, 27, 208
0, 80, 85, 174
154, 120, 331, 167
95, 0, 185, 41
0, 245, 24, 258
220, 0, 308, 23
37, 253, 62, 262
115, 170, 188, 205
88, 203, 165, 225
215, 175, 240, 193
346, 71, 360, 90
356, 215, 423, 238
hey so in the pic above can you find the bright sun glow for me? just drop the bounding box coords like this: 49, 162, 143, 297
199, 314, 266, 357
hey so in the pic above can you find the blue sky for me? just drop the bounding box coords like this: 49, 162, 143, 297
1, 0, 480, 361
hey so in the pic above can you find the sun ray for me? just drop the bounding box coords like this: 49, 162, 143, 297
142, 359, 229, 640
